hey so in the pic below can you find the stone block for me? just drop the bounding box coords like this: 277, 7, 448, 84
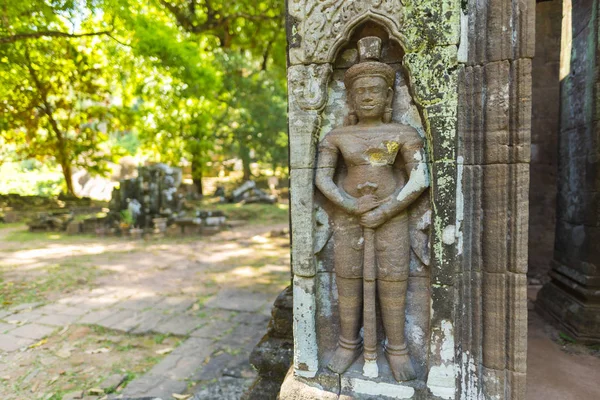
279, 368, 339, 400
292, 275, 317, 378
484, 61, 511, 164
461, 165, 483, 273
506, 272, 527, 373
536, 281, 600, 343
482, 366, 506, 400
509, 163, 529, 274
482, 164, 510, 273
482, 272, 506, 371
511, 58, 532, 163
459, 66, 486, 165
507, 370, 526, 400
515, 0, 536, 59
290, 168, 316, 277
470, 0, 489, 65
486, 0, 513, 62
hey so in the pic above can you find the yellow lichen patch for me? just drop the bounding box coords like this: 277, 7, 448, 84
366, 149, 388, 166
384, 141, 400, 154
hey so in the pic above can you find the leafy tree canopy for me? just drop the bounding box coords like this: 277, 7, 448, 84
0, 0, 288, 196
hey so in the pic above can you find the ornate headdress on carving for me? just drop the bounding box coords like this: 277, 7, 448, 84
344, 36, 395, 89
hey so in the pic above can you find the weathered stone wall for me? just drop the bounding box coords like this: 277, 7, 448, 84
458, 0, 533, 398
283, 0, 533, 398
528, 0, 562, 281
537, 0, 600, 343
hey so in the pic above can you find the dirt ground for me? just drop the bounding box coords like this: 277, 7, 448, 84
0, 220, 290, 400
1, 219, 599, 400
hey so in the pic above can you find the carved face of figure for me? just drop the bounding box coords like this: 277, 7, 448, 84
351, 76, 391, 121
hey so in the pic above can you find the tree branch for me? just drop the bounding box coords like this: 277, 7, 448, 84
0, 29, 114, 44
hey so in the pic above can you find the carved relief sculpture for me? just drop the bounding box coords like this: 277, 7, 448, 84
315, 37, 429, 382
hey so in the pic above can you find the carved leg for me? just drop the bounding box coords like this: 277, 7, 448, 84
328, 276, 363, 374
379, 279, 416, 381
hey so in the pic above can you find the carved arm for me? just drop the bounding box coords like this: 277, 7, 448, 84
315, 137, 359, 214
377, 138, 429, 219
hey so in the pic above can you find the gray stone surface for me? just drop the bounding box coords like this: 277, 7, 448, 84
119, 374, 188, 398
205, 289, 270, 313
285, 0, 531, 399
36, 313, 81, 326
536, 0, 600, 343
9, 323, 54, 340
152, 314, 202, 336
0, 333, 34, 352
100, 374, 127, 392
191, 376, 252, 400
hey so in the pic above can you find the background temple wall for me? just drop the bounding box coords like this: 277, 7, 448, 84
528, 0, 562, 282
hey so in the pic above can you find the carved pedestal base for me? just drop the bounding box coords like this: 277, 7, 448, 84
537, 280, 600, 343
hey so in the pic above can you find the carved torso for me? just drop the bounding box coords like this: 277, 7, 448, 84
321, 123, 420, 199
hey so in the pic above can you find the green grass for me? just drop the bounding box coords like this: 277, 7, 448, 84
0, 260, 110, 307
2, 228, 96, 242
199, 202, 289, 225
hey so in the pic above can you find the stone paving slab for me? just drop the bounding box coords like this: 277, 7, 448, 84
79, 308, 115, 325
9, 323, 55, 340
106, 310, 150, 333
9, 302, 43, 313
0, 333, 35, 352
0, 322, 15, 334
119, 297, 163, 311
130, 312, 165, 335
190, 319, 232, 339
153, 296, 195, 314
97, 309, 137, 330
5, 310, 43, 324
205, 289, 271, 313
36, 313, 81, 327
117, 373, 188, 399
152, 314, 203, 336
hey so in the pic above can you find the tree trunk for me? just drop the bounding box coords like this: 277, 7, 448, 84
240, 142, 252, 181
191, 158, 204, 196
60, 161, 75, 196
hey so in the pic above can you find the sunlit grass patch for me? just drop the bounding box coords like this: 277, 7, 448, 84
3, 228, 96, 243
199, 202, 289, 225
0, 261, 111, 307
0, 325, 180, 400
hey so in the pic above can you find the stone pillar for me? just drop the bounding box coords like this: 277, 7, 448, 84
528, 0, 562, 281
283, 1, 533, 399
537, 0, 600, 343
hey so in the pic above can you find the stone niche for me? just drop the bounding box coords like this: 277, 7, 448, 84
283, 1, 533, 399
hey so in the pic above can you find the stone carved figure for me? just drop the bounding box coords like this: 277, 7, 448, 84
315, 36, 429, 382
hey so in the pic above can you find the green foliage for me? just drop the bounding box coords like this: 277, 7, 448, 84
0, 0, 289, 192
120, 209, 135, 226
0, 162, 64, 196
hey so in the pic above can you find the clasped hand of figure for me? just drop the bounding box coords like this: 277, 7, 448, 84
353, 195, 389, 229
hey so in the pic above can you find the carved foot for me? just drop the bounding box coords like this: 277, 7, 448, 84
385, 346, 416, 382
327, 339, 362, 374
